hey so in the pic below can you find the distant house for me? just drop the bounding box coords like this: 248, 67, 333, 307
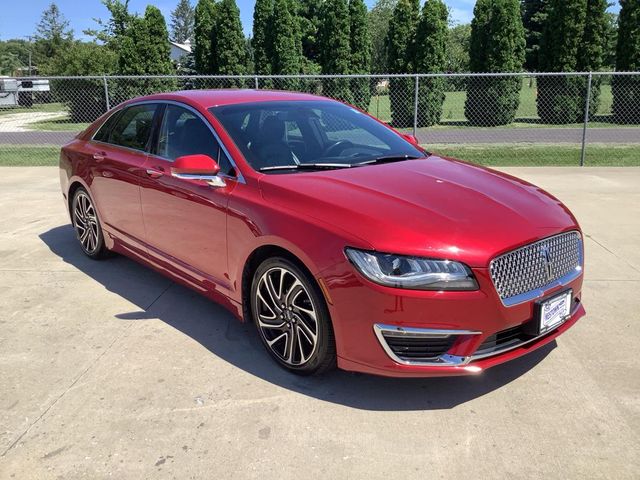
169, 40, 192, 63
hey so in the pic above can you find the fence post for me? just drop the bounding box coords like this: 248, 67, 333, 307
580, 72, 593, 167
254, 76, 259, 89
413, 75, 419, 137
102, 75, 110, 112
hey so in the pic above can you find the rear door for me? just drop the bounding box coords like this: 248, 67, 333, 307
88, 103, 160, 251
140, 103, 238, 290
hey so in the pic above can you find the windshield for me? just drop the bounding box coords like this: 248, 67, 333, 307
209, 100, 426, 173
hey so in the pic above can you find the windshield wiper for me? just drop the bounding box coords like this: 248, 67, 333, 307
356, 154, 422, 166
259, 163, 354, 172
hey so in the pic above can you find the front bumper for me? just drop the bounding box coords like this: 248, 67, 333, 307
320, 263, 585, 378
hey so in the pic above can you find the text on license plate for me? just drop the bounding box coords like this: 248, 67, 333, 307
539, 290, 572, 334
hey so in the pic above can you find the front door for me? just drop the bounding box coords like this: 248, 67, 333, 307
140, 103, 238, 291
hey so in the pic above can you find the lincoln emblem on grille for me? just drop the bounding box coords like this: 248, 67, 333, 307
540, 245, 553, 281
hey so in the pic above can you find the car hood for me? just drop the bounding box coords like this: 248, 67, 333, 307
258, 156, 580, 267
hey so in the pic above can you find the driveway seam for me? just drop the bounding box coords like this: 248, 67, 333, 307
586, 234, 640, 274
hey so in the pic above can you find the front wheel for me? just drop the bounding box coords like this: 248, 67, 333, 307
251, 258, 336, 375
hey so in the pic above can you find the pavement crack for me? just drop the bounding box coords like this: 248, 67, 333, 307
586, 234, 640, 274
0, 323, 134, 458
145, 283, 173, 311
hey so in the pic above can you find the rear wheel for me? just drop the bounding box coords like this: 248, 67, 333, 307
71, 188, 109, 259
251, 257, 336, 375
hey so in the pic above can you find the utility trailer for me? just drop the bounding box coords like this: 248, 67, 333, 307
0, 77, 50, 108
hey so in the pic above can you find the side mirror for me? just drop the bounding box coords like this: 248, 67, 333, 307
402, 133, 420, 146
171, 154, 226, 188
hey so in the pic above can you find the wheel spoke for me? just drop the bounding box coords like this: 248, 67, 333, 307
74, 192, 100, 254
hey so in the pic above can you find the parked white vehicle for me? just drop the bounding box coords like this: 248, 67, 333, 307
0, 77, 50, 107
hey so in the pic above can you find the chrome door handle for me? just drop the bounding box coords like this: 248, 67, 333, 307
146, 169, 163, 178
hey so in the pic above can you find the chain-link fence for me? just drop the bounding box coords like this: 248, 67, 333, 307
1, 72, 638, 167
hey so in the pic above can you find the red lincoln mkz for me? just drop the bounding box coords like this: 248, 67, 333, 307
59, 90, 585, 377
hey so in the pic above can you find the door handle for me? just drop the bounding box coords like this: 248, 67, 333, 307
146, 169, 163, 178
93, 152, 106, 162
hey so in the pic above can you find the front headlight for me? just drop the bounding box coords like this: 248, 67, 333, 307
345, 248, 478, 291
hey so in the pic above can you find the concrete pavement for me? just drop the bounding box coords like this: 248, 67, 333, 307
0, 167, 639, 479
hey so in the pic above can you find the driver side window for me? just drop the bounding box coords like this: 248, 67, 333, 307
156, 104, 233, 175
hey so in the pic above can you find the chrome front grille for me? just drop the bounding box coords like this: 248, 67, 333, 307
490, 231, 583, 306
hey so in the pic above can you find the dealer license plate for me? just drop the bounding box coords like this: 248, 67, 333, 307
538, 290, 572, 334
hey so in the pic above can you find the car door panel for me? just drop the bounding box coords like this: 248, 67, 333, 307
139, 104, 235, 292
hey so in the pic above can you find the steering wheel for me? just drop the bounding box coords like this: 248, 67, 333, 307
322, 140, 354, 157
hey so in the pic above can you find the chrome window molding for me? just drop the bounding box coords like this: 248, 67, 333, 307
89, 99, 245, 184
489, 231, 584, 307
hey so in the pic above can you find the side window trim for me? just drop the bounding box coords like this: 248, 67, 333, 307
147, 100, 244, 183
90, 108, 124, 143
91, 102, 161, 155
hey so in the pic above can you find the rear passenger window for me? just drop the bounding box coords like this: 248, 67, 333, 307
109, 104, 157, 151
93, 110, 122, 142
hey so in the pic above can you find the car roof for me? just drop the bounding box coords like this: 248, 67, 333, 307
142, 89, 333, 108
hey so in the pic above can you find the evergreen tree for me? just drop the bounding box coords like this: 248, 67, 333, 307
414, 0, 448, 127
576, 0, 608, 119
521, 0, 548, 72
386, 0, 419, 127
194, 0, 217, 73
537, 0, 587, 123
465, 0, 525, 126
368, 0, 398, 74
143, 6, 174, 74
170, 0, 195, 43
252, 0, 273, 75
270, 0, 303, 89
319, 0, 353, 102
298, 0, 323, 66
349, 0, 372, 110
214, 0, 248, 81
613, 0, 640, 123
34, 2, 74, 66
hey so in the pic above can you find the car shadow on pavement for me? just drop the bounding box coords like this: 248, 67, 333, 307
40, 225, 555, 412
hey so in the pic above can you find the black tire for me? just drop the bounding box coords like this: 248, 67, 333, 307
71, 188, 109, 260
250, 257, 336, 375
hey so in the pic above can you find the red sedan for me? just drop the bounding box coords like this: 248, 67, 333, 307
59, 90, 585, 377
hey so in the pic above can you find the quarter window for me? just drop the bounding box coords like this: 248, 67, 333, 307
108, 104, 157, 151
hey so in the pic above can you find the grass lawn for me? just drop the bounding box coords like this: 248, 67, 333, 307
0, 146, 60, 166
2, 143, 638, 167
26, 118, 89, 132
0, 102, 67, 116
367, 83, 630, 128
428, 143, 640, 167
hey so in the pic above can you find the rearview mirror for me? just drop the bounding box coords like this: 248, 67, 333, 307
402, 133, 420, 146
171, 154, 226, 188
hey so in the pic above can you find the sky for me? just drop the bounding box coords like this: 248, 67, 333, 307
0, 0, 482, 41
0, 0, 622, 42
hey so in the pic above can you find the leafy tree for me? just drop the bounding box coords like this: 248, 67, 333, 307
349, 0, 372, 110
252, 0, 273, 75
521, 0, 548, 72
465, 0, 526, 126
298, 0, 323, 66
194, 0, 217, 73
603, 12, 618, 70
613, 0, 640, 123
0, 52, 21, 76
214, 0, 248, 79
537, 0, 587, 123
414, 0, 448, 126
48, 42, 117, 121
33, 2, 74, 68
0, 40, 33, 75
446, 24, 471, 91
576, 0, 608, 119
270, 0, 303, 89
368, 0, 397, 74
319, 0, 353, 102
386, 0, 419, 127
85, 0, 133, 49
170, 0, 196, 43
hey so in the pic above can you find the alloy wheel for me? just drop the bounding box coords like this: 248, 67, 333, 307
254, 267, 319, 366
73, 191, 100, 255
